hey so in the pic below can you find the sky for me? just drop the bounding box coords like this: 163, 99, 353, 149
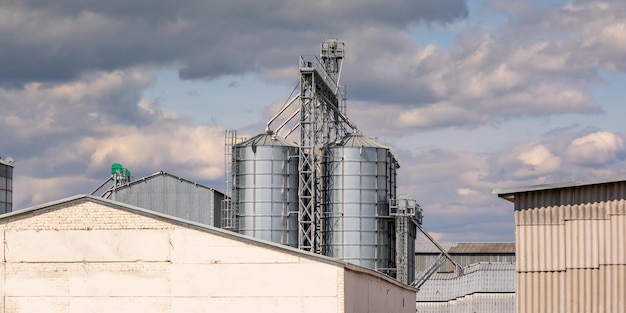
2, 0, 626, 242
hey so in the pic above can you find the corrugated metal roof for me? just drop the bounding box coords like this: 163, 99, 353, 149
415, 242, 458, 253
329, 134, 389, 148
237, 131, 297, 147
114, 171, 223, 195
493, 175, 626, 203
448, 242, 515, 254
415, 242, 515, 254
0, 158, 14, 167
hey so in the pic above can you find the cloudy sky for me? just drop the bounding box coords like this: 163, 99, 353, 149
2, 0, 626, 242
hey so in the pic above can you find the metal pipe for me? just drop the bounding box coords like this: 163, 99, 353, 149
275, 108, 300, 137
266, 94, 300, 133
90, 176, 113, 196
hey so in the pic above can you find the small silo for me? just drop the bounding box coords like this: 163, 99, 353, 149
0, 157, 13, 214
321, 134, 399, 270
232, 131, 299, 247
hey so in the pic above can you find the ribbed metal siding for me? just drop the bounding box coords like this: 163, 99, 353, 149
416, 254, 516, 273
516, 199, 626, 313
321, 136, 396, 269
513, 181, 626, 210
113, 174, 217, 226
0, 161, 12, 213
416, 293, 515, 313
417, 262, 516, 302
233, 134, 299, 247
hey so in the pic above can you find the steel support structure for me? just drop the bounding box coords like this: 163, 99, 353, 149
297, 39, 346, 253
390, 195, 419, 284
221, 130, 239, 230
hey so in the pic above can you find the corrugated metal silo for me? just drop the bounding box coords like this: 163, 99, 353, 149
321, 134, 398, 270
233, 131, 299, 247
0, 158, 13, 213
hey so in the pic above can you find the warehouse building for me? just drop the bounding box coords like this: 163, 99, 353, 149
415, 242, 515, 273
0, 194, 416, 313
415, 262, 515, 313
414, 242, 516, 313
110, 171, 224, 227
494, 177, 626, 313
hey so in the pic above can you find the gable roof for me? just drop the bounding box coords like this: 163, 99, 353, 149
0, 194, 415, 291
113, 171, 225, 196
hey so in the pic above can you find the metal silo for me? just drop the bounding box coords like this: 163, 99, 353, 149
232, 131, 299, 247
321, 134, 399, 270
0, 157, 13, 214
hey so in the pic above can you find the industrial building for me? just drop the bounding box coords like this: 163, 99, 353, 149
415, 242, 515, 273
414, 242, 516, 312
0, 194, 417, 313
108, 171, 224, 227
222, 39, 421, 284
415, 262, 516, 313
494, 176, 626, 313
0, 156, 14, 214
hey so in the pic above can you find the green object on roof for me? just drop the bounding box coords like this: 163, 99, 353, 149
111, 163, 123, 174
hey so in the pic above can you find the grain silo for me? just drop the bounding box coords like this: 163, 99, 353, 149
223, 39, 422, 284
231, 131, 299, 247
321, 134, 398, 270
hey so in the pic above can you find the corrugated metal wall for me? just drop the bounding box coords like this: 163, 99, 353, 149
416, 293, 515, 313
113, 174, 219, 226
416, 254, 516, 273
516, 199, 626, 313
415, 242, 515, 273
416, 262, 515, 302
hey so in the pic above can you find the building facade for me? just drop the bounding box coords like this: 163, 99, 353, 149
495, 177, 626, 313
0, 195, 416, 313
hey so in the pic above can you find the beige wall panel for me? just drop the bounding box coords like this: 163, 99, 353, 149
169, 228, 300, 264
4, 297, 69, 313
344, 269, 414, 313
4, 297, 171, 313
171, 263, 338, 297
519, 268, 626, 313
564, 220, 602, 269
68, 297, 171, 313
5, 262, 171, 297
4, 229, 171, 263
518, 225, 564, 272
171, 296, 338, 313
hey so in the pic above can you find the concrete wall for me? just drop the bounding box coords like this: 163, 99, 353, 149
0, 200, 342, 313
343, 267, 415, 313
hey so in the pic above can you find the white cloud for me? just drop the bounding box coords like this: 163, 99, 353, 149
513, 144, 562, 178
566, 131, 624, 165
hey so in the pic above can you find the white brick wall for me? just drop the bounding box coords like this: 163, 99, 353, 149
0, 197, 415, 313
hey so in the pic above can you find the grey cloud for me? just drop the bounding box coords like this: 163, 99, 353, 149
0, 0, 468, 86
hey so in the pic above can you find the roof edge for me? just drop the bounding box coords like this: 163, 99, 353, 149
1, 194, 348, 267
492, 175, 626, 198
